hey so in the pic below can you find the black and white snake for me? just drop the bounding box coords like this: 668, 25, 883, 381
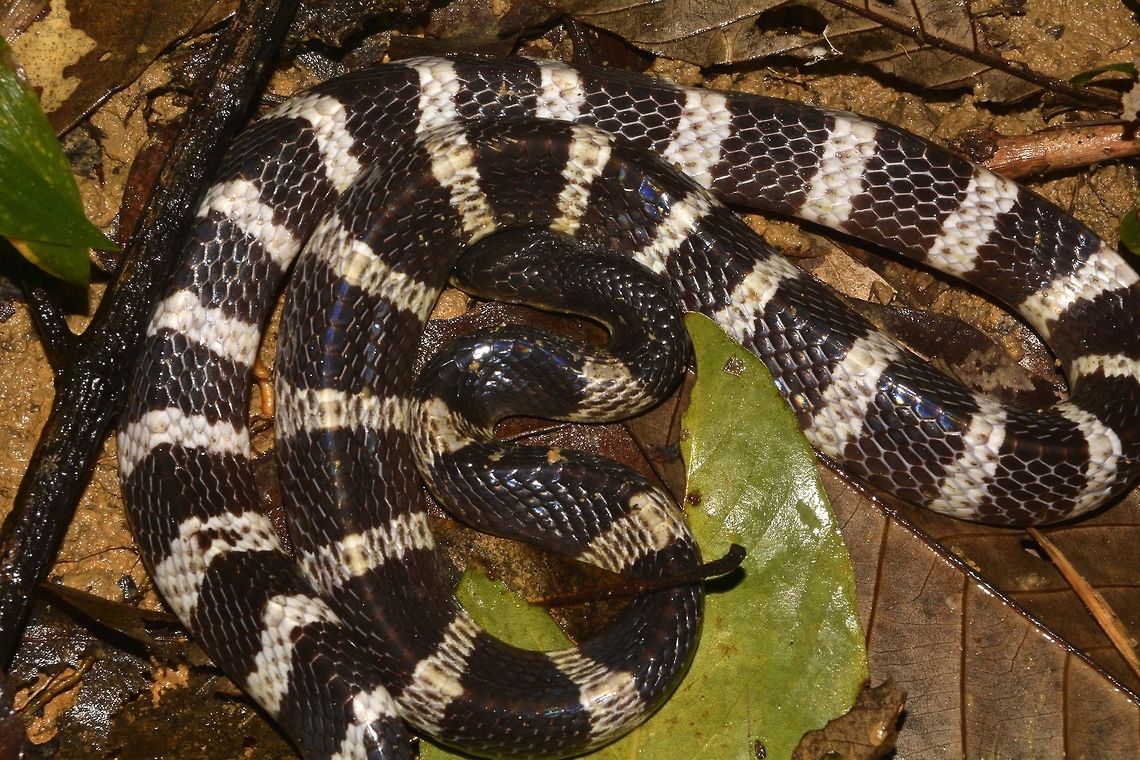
117, 55, 1140, 758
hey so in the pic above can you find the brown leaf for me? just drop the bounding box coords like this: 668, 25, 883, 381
556, 0, 1102, 103
38, 584, 182, 656
890, 490, 1140, 699
425, 0, 560, 49
11, 0, 234, 133
792, 680, 905, 760
291, 0, 437, 47
9, 594, 293, 758
829, 473, 1140, 756
847, 299, 1063, 409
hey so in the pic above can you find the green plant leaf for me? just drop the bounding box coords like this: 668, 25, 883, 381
423, 313, 867, 760
457, 568, 572, 652
1070, 61, 1137, 88
0, 37, 114, 284
661, 312, 867, 759
1120, 208, 1140, 257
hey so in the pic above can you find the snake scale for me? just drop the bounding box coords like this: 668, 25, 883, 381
117, 55, 1139, 758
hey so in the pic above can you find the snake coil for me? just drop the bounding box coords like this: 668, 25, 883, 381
118, 56, 1139, 758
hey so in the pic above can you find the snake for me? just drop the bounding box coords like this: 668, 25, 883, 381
116, 55, 1140, 759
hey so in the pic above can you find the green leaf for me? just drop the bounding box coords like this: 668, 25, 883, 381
1070, 61, 1137, 88
661, 313, 867, 759
0, 37, 115, 284
1120, 208, 1140, 257
9, 237, 94, 284
423, 313, 867, 760
456, 568, 572, 652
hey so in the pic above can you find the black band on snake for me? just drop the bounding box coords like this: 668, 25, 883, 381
117, 55, 1140, 758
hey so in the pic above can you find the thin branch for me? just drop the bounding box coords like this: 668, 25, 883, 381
823, 0, 1122, 110
20, 280, 74, 382
951, 123, 1140, 178
1027, 527, 1140, 683
0, 0, 300, 667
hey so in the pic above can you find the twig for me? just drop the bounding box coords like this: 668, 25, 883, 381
19, 280, 73, 382
538, 544, 746, 607
1026, 527, 1140, 683
952, 123, 1140, 179
14, 654, 94, 717
824, 0, 1122, 111
0, 0, 300, 667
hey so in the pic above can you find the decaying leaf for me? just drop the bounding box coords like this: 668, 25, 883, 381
831, 470, 1140, 757
891, 485, 1140, 700
792, 680, 905, 760
9, 592, 292, 758
424, 0, 561, 52
557, 0, 1109, 103
10, 0, 232, 133
291, 0, 438, 47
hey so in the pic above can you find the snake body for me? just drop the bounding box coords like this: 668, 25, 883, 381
117, 55, 1140, 758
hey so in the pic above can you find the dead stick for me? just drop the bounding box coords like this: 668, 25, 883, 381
952, 123, 1140, 179
1027, 527, 1140, 683
0, 0, 299, 666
